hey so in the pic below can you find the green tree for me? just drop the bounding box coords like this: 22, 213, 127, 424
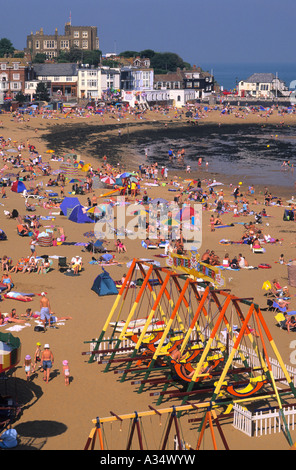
151, 52, 189, 74
15, 91, 26, 104
13, 52, 24, 58
101, 58, 119, 68
119, 50, 139, 58
139, 49, 156, 59
34, 53, 47, 64
0, 38, 15, 57
34, 82, 50, 102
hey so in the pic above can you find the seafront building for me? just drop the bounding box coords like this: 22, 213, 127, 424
0, 57, 33, 103
238, 73, 289, 99
8, 21, 290, 107
77, 65, 121, 100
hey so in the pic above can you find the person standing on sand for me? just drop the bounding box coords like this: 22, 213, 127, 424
40, 292, 52, 329
41, 344, 54, 383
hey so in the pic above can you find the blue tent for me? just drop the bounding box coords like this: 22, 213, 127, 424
60, 197, 81, 216
91, 268, 118, 296
68, 204, 93, 223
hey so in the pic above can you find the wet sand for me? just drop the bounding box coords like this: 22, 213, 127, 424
1, 107, 296, 451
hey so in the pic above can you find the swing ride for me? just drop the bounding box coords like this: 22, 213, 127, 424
83, 258, 296, 449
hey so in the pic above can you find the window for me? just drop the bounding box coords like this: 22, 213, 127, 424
60, 40, 69, 49
82, 40, 88, 49
13, 63, 19, 70
87, 80, 97, 87
46, 51, 57, 58
143, 72, 150, 88
74, 31, 79, 38
73, 40, 79, 47
44, 40, 57, 49
82, 31, 88, 38
35, 40, 40, 49
11, 82, 20, 90
13, 74, 20, 80
1, 64, 6, 71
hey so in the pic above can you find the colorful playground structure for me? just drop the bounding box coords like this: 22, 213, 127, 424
83, 258, 296, 449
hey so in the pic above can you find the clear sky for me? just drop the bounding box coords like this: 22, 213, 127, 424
3, 0, 296, 67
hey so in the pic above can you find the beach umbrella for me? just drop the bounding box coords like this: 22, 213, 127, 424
160, 218, 179, 227
6, 149, 17, 153
120, 172, 132, 178
69, 178, 82, 183
87, 206, 103, 215
115, 177, 123, 186
101, 176, 115, 185
81, 163, 91, 172
175, 206, 197, 221
131, 209, 148, 216
46, 150, 55, 154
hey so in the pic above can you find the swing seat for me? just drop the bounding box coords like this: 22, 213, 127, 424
130, 330, 164, 346
147, 335, 184, 355
171, 357, 224, 384
226, 375, 267, 397
180, 347, 203, 363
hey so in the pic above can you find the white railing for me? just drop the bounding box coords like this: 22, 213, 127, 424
91, 329, 296, 387
233, 404, 296, 437
89, 336, 135, 362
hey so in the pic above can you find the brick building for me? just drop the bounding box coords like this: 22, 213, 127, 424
0, 57, 32, 101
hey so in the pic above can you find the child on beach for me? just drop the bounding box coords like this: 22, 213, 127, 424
279, 254, 285, 265
24, 355, 33, 381
210, 214, 215, 231
62, 360, 70, 386
33, 342, 42, 372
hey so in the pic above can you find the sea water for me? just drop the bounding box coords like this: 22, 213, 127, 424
136, 123, 296, 187
200, 62, 296, 91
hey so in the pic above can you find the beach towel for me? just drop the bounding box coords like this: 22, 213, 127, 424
4, 292, 34, 301
141, 241, 158, 249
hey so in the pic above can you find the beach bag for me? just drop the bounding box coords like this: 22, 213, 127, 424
34, 325, 45, 332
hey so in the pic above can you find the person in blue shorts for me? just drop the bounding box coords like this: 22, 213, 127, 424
41, 344, 54, 383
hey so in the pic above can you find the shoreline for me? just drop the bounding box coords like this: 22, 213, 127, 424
41, 117, 296, 190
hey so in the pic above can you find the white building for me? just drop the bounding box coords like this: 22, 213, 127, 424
238, 73, 289, 98
24, 79, 40, 100
77, 65, 120, 100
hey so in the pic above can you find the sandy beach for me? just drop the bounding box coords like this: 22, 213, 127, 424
1, 104, 296, 451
